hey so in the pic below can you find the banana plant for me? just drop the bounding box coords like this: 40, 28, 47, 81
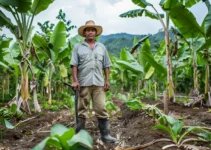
198, 7, 211, 103
0, 117, 14, 142
33, 23, 82, 104
33, 124, 93, 150
0, 0, 54, 112
167, 0, 211, 103
153, 115, 210, 149
140, 39, 167, 79
0, 37, 21, 104
33, 21, 66, 104
137, 39, 167, 98
115, 47, 144, 91
120, 0, 175, 102
163, 0, 204, 97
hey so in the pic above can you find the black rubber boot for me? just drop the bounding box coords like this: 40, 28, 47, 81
76, 118, 86, 133
98, 118, 118, 143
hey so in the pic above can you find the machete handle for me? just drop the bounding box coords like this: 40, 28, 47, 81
63, 82, 72, 87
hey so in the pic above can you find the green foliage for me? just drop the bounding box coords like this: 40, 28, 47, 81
56, 9, 76, 37
132, 0, 152, 8
0, 37, 13, 69
175, 97, 190, 105
106, 101, 117, 117
116, 60, 143, 74
153, 115, 211, 148
98, 32, 172, 58
59, 64, 67, 77
126, 100, 143, 110
64, 96, 75, 114
143, 104, 163, 119
0, 104, 23, 120
203, 7, 211, 37
116, 93, 128, 102
31, 0, 54, 15
0, 118, 14, 129
0, 117, 14, 142
42, 100, 65, 111
169, 3, 204, 39
50, 21, 67, 63
120, 8, 163, 20
32, 124, 93, 150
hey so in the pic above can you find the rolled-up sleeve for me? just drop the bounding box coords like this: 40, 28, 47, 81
103, 47, 112, 69
70, 44, 79, 67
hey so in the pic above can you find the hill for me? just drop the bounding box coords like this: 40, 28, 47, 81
98, 32, 170, 57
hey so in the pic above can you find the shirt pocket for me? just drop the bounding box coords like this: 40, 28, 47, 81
95, 52, 103, 62
79, 53, 89, 64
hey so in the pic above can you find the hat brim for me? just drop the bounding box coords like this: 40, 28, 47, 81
78, 25, 103, 37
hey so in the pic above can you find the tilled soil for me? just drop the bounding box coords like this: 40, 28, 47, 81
1, 98, 211, 150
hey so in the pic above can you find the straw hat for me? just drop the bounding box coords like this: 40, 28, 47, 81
78, 20, 103, 37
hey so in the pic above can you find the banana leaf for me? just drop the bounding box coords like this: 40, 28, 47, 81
202, 7, 211, 37
144, 66, 155, 80
50, 21, 66, 63
132, 0, 152, 8
0, 0, 32, 13
169, 5, 205, 39
116, 60, 143, 74
120, 8, 163, 20
142, 51, 167, 75
120, 48, 135, 62
0, 10, 14, 28
31, 0, 54, 15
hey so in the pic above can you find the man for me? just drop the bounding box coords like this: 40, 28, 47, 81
70, 20, 117, 143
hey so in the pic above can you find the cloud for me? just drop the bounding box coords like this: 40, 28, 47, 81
84, 1, 97, 14
1, 0, 208, 37
107, 0, 122, 5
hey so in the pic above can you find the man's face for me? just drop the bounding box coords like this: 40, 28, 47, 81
84, 27, 97, 40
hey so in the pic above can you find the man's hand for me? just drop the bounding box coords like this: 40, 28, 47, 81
104, 81, 110, 91
72, 81, 80, 90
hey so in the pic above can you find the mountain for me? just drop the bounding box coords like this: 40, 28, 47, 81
98, 32, 170, 57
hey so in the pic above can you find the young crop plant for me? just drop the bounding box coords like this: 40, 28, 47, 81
33, 124, 93, 150
0, 104, 23, 120
106, 101, 117, 118
153, 115, 211, 149
0, 118, 14, 142
143, 104, 164, 122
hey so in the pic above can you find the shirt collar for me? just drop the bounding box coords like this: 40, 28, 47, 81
82, 40, 99, 47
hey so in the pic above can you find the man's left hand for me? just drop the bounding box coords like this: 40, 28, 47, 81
104, 81, 110, 91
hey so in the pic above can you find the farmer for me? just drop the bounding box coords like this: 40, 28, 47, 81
70, 20, 117, 143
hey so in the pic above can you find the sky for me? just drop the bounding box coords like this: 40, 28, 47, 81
1, 0, 209, 37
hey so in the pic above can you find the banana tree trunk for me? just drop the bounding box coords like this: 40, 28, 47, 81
205, 60, 210, 105
47, 82, 52, 104
48, 68, 53, 104
154, 81, 157, 100
21, 72, 29, 110
205, 63, 210, 94
31, 79, 41, 112
193, 50, 199, 96
165, 29, 175, 102
152, 6, 175, 102
21, 62, 31, 113
148, 80, 151, 93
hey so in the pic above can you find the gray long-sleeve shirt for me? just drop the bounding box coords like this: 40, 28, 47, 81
70, 41, 112, 86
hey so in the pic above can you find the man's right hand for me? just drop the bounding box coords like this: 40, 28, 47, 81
71, 81, 80, 90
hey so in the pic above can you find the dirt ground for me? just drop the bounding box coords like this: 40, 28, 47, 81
1, 98, 211, 150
